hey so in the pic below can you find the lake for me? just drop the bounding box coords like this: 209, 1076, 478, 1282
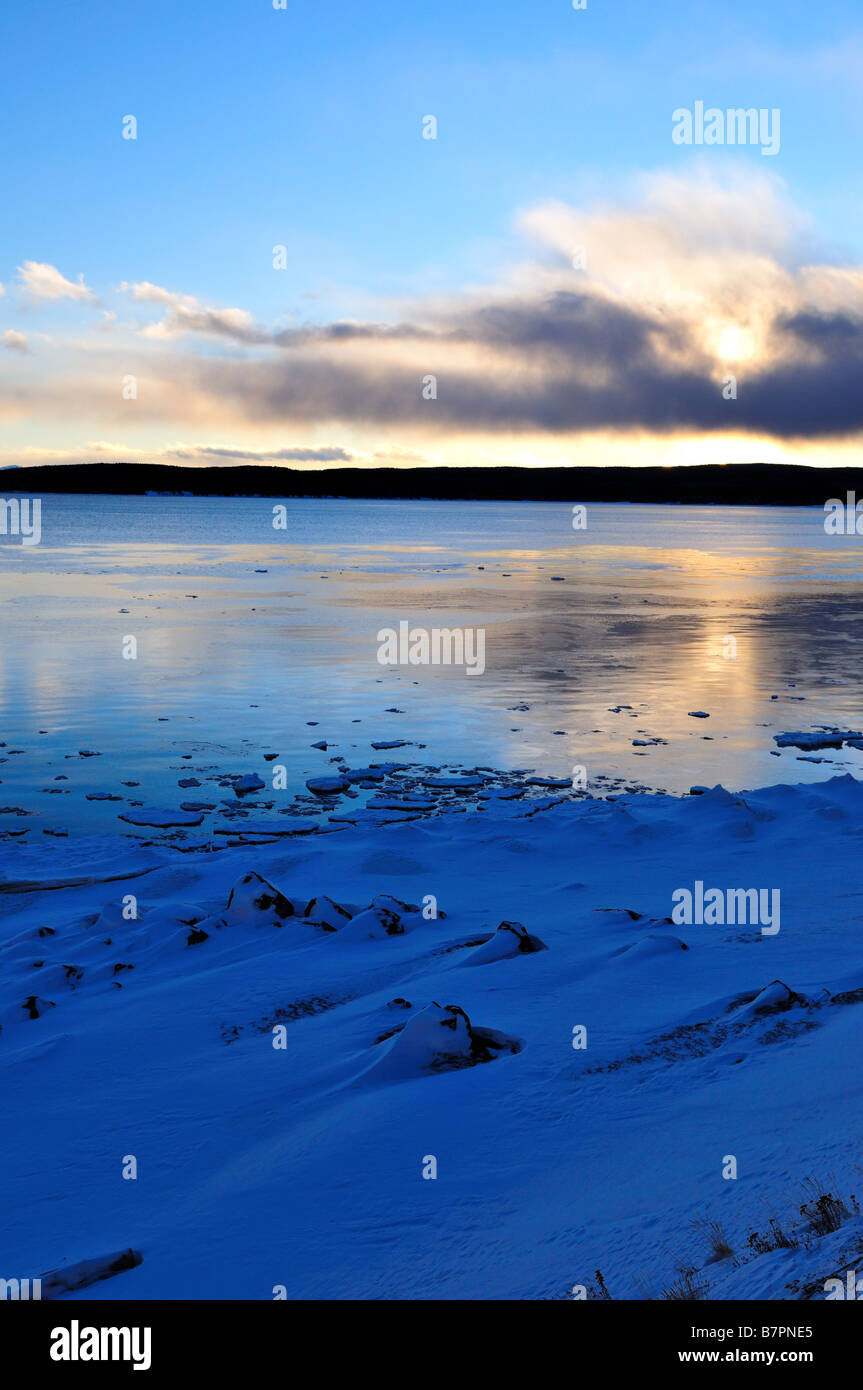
1, 494, 862, 835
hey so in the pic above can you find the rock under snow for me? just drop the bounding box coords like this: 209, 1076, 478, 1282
196, 872, 296, 931
367, 1002, 523, 1079
462, 920, 547, 965
302, 895, 353, 931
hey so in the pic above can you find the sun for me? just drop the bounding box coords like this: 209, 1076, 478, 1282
716, 325, 755, 362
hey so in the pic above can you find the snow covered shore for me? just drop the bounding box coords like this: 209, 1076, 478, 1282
2, 772, 862, 1300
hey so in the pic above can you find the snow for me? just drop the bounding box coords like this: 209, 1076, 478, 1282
212, 818, 320, 838
302, 895, 353, 931
462, 920, 547, 965
364, 1003, 474, 1078
232, 774, 266, 796
423, 773, 487, 789
305, 775, 350, 794
775, 729, 862, 750
3, 771, 863, 1300
117, 806, 205, 828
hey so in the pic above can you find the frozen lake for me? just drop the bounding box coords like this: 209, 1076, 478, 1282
1, 494, 863, 834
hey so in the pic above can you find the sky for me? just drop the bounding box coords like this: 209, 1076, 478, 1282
0, 0, 862, 471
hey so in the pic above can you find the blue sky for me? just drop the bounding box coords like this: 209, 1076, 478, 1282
1, 0, 862, 468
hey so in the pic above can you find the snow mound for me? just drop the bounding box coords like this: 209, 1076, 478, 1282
613, 933, 689, 958
88, 898, 201, 936
366, 1002, 524, 1079
462, 920, 547, 965
594, 906, 645, 923
302, 894, 353, 931
337, 894, 427, 939
200, 872, 296, 930
735, 979, 829, 1019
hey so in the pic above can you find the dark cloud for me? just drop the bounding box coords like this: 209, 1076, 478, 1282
15, 280, 862, 442
272, 321, 430, 347
192, 310, 863, 437
779, 310, 863, 351
453, 291, 663, 363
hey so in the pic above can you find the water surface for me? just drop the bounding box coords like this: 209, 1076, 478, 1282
1, 496, 862, 835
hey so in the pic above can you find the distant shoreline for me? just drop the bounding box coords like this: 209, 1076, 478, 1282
2, 460, 863, 505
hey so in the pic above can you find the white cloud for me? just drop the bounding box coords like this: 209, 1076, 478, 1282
121, 280, 263, 343
17, 261, 96, 302
121, 280, 198, 310
2, 329, 30, 353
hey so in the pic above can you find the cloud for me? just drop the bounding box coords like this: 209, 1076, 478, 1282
122, 281, 197, 308
121, 281, 266, 344
8, 170, 863, 447
2, 330, 30, 353
165, 443, 356, 463
0, 441, 363, 468
0, 438, 456, 470
17, 261, 96, 302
